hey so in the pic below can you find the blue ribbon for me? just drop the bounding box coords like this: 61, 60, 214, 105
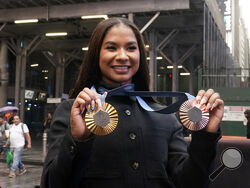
92, 84, 195, 114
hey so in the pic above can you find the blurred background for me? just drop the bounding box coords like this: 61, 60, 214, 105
0, 0, 249, 138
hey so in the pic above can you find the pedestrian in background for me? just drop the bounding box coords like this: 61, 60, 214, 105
41, 17, 224, 188
0, 115, 9, 158
7, 115, 32, 178
43, 112, 53, 133
8, 110, 18, 125
244, 109, 250, 138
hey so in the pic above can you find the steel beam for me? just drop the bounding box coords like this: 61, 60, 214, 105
140, 12, 160, 33
0, 41, 8, 106
15, 53, 21, 108
5, 39, 17, 56
128, 13, 134, 23
55, 53, 65, 98
38, 39, 89, 51
158, 50, 173, 64
0, 0, 189, 22
156, 29, 179, 65
0, 23, 6, 32
177, 45, 196, 65
20, 51, 27, 121
136, 14, 203, 29
157, 29, 179, 50
149, 29, 157, 91
172, 45, 179, 95
42, 51, 57, 67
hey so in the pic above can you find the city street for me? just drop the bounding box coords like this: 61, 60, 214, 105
0, 162, 42, 188
0, 138, 44, 188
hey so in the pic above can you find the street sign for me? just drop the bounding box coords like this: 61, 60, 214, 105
47, 98, 61, 103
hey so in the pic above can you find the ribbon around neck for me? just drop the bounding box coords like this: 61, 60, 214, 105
92, 84, 195, 114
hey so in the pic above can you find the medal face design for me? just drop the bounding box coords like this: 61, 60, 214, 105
179, 99, 209, 131
85, 102, 118, 135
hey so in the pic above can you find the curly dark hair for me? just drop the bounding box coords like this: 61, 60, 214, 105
69, 17, 149, 98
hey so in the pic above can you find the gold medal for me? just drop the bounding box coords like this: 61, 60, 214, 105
85, 102, 118, 135
179, 99, 209, 131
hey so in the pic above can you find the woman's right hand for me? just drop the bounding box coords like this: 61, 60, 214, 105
70, 88, 101, 141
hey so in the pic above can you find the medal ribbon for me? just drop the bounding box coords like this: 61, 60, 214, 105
92, 84, 195, 114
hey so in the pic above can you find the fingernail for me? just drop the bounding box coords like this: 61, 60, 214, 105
87, 104, 91, 112
91, 106, 95, 111
196, 96, 201, 101
211, 103, 216, 111
80, 109, 84, 115
206, 103, 211, 111
96, 98, 102, 108
200, 98, 206, 105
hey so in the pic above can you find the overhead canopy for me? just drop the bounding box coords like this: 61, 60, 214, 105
0, 0, 189, 22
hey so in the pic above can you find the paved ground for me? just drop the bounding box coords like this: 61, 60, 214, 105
0, 135, 45, 188
0, 162, 42, 188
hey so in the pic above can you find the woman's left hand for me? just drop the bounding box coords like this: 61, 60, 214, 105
196, 89, 224, 132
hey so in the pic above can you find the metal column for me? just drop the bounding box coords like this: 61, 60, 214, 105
0, 41, 8, 106
128, 13, 133, 23
187, 58, 195, 95
55, 53, 65, 98
43, 50, 80, 98
149, 29, 157, 91
5, 36, 44, 120
20, 49, 27, 120
172, 45, 179, 103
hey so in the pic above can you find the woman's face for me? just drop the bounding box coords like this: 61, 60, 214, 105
99, 24, 140, 85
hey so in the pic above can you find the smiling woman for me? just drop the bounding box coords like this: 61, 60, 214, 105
41, 17, 224, 188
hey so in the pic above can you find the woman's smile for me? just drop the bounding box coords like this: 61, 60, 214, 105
111, 65, 131, 73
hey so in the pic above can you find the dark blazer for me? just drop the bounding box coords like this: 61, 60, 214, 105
41, 95, 221, 188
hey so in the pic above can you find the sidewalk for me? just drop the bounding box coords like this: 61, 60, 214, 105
0, 137, 44, 188
0, 136, 45, 166
0, 162, 42, 188
21, 138, 44, 166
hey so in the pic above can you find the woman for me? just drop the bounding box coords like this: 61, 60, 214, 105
43, 112, 53, 133
41, 17, 224, 188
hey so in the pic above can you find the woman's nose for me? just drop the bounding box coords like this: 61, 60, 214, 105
116, 49, 128, 61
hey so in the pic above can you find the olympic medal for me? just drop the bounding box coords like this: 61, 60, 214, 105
179, 99, 209, 131
85, 102, 118, 135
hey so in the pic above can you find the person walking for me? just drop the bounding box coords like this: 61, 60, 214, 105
0, 115, 9, 158
41, 17, 224, 188
7, 115, 32, 178
244, 109, 250, 138
43, 112, 53, 133
8, 110, 18, 125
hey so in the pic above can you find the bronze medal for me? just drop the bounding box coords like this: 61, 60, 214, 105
85, 102, 118, 135
179, 99, 209, 131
